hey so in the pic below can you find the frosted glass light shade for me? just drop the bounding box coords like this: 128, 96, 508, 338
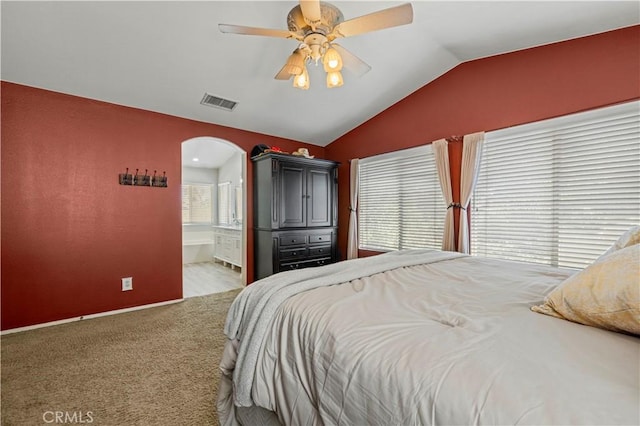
283, 51, 305, 76
293, 67, 310, 90
323, 47, 343, 72
326, 70, 343, 88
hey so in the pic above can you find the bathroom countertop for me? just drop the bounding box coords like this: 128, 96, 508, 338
212, 225, 242, 231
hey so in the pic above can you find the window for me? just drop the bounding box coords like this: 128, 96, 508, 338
235, 185, 243, 223
218, 182, 230, 225
182, 184, 213, 224
471, 101, 640, 269
359, 145, 444, 251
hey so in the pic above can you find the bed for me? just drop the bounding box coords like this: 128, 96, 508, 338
217, 248, 639, 425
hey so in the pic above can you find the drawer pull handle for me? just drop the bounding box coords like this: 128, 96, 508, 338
318, 237, 322, 240
318, 249, 323, 252
293, 252, 297, 256
291, 239, 295, 243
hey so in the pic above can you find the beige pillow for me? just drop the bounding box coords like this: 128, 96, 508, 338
532, 244, 640, 335
597, 226, 640, 260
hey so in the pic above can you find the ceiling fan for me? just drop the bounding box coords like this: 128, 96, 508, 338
219, 1, 413, 89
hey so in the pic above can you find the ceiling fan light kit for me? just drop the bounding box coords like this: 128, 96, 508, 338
283, 49, 306, 76
323, 46, 342, 72
219, 1, 413, 90
293, 67, 310, 90
326, 70, 343, 88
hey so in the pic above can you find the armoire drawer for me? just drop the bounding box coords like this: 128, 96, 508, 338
279, 234, 307, 246
279, 247, 308, 260
308, 245, 331, 258
280, 257, 331, 272
309, 234, 332, 244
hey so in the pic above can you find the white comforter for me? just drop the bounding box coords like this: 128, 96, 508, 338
218, 250, 640, 425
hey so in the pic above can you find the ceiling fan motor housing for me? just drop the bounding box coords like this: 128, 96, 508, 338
287, 2, 343, 37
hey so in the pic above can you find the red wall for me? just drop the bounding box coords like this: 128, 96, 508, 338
326, 25, 640, 258
2, 26, 639, 330
1, 82, 323, 330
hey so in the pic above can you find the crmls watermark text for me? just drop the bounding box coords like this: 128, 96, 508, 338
42, 411, 94, 424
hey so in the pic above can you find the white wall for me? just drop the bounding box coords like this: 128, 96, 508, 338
183, 166, 218, 183
218, 152, 243, 224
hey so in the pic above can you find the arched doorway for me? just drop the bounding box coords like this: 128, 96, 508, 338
181, 137, 247, 297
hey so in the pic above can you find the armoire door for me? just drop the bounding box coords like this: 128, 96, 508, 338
279, 163, 306, 228
307, 168, 332, 227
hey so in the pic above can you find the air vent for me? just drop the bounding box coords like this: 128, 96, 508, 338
200, 93, 238, 111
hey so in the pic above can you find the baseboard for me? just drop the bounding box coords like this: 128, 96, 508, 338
1, 298, 184, 335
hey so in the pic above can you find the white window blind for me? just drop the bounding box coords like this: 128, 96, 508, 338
471, 101, 640, 269
218, 182, 230, 225
182, 184, 213, 224
359, 145, 444, 251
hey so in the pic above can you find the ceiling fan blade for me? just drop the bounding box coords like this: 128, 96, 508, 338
332, 44, 371, 78
331, 3, 413, 38
299, 0, 322, 26
219, 24, 295, 39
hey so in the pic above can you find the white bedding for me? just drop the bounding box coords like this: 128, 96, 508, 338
218, 250, 640, 425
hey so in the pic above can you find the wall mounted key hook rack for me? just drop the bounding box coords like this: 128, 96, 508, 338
152, 170, 168, 188
119, 168, 167, 188
119, 168, 133, 185
133, 169, 151, 186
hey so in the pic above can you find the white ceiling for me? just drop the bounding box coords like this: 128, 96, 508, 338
2, 1, 638, 147
182, 137, 241, 169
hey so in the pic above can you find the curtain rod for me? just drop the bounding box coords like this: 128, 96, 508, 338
348, 136, 464, 162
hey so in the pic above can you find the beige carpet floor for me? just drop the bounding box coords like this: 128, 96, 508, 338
1, 289, 241, 426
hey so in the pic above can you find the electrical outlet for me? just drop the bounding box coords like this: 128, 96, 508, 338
122, 277, 133, 291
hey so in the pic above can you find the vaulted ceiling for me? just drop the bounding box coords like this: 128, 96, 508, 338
2, 1, 638, 147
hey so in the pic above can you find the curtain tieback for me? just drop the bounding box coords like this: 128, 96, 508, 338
447, 202, 466, 211
349, 206, 357, 212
